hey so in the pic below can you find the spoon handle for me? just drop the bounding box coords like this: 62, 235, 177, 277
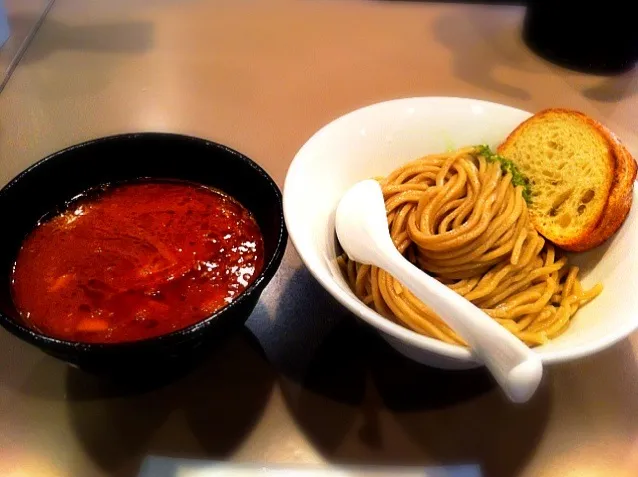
377, 247, 543, 403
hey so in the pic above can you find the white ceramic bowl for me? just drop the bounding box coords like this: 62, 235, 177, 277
284, 97, 638, 369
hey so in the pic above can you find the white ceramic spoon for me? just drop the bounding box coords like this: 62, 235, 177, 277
335, 179, 543, 403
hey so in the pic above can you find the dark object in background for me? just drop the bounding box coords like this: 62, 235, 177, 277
0, 133, 287, 377
523, 3, 638, 75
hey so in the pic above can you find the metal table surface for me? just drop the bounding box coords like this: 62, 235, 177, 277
1, 1, 638, 476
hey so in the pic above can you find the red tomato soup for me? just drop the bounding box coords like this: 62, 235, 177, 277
11, 181, 264, 343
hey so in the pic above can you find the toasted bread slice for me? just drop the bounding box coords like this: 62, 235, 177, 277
498, 108, 637, 252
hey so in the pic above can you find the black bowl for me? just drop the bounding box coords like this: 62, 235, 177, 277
0, 133, 287, 376
523, 3, 638, 74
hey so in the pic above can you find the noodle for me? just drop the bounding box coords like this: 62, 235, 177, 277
337, 146, 602, 347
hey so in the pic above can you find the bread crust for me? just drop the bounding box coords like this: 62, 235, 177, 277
498, 108, 636, 252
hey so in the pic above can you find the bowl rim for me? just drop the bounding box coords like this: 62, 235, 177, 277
0, 132, 288, 352
284, 95, 638, 365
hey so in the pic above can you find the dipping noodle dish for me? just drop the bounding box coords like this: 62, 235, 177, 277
2, 99, 638, 374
